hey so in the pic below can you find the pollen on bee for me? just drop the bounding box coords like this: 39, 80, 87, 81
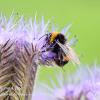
63, 56, 69, 61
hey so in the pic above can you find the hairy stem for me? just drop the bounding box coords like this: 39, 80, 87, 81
0, 40, 38, 100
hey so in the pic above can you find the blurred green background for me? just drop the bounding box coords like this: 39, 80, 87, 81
0, 0, 100, 81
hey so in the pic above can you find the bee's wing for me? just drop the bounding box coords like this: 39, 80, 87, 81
66, 45, 80, 64
57, 42, 80, 64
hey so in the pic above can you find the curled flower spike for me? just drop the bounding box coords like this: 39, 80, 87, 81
33, 64, 100, 100
0, 14, 79, 100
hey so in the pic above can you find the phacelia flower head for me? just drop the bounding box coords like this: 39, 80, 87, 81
0, 13, 79, 67
33, 64, 100, 100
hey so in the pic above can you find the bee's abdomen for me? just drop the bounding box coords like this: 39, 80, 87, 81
54, 59, 69, 66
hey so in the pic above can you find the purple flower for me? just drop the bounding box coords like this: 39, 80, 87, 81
33, 64, 100, 100
0, 13, 79, 67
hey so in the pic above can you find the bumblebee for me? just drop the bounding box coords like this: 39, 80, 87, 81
48, 32, 80, 67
